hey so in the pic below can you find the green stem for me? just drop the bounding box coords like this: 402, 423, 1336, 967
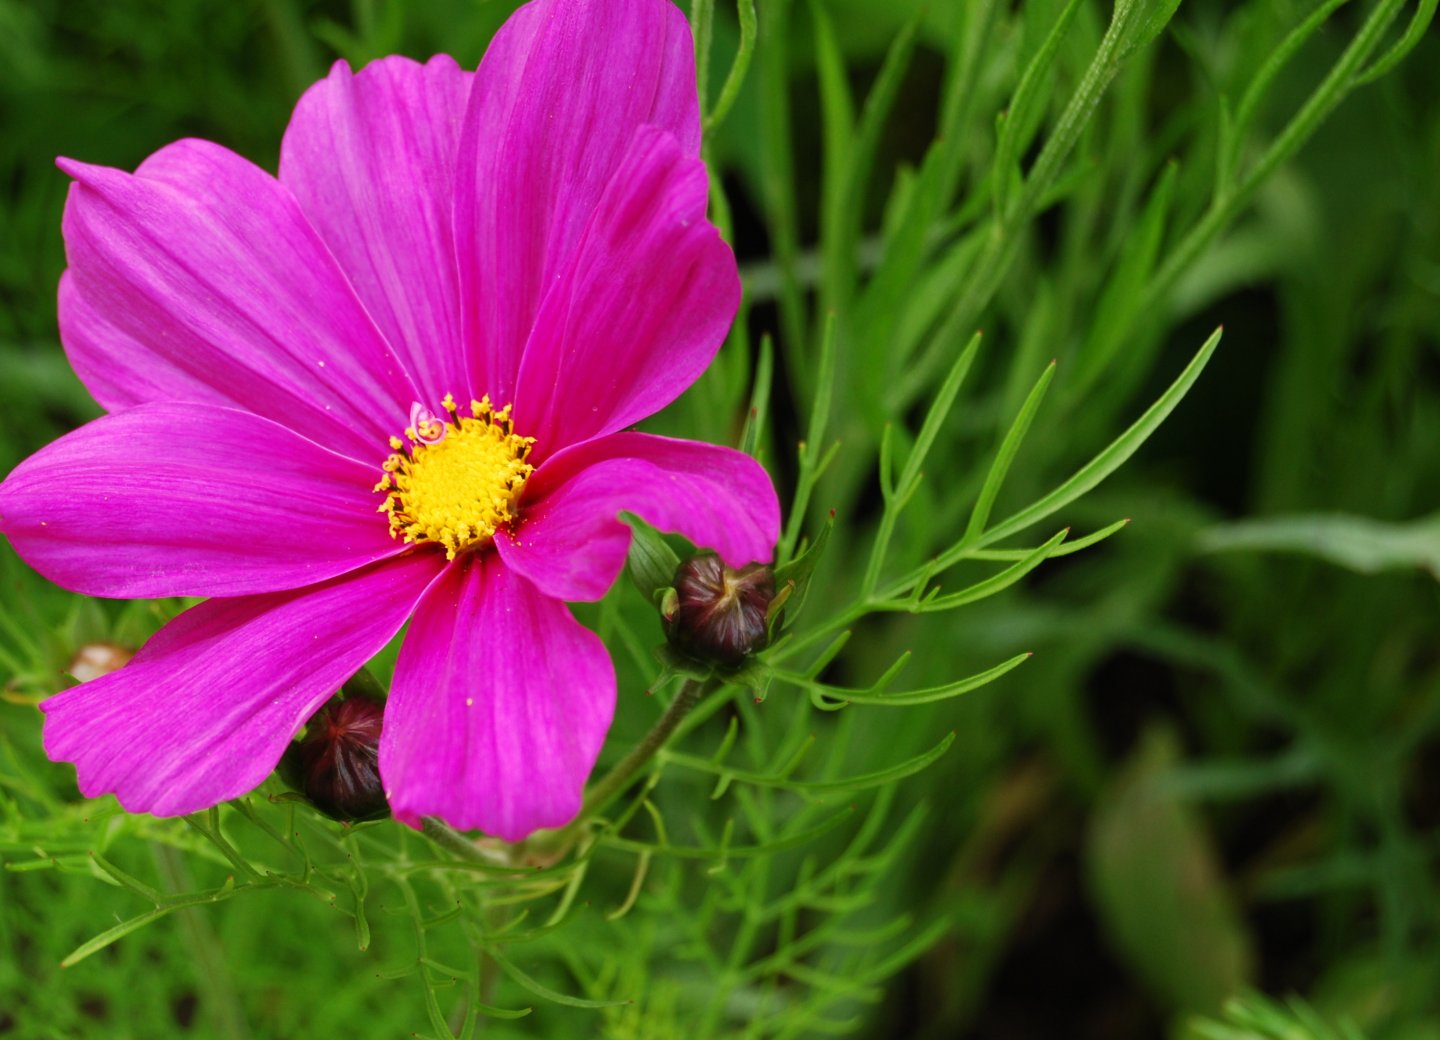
153, 844, 252, 1040
577, 679, 717, 823
889, 6, 1130, 412
1141, 0, 1408, 314
420, 817, 493, 865
422, 680, 718, 866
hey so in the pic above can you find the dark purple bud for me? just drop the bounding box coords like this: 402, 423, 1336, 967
284, 697, 388, 822
663, 554, 775, 667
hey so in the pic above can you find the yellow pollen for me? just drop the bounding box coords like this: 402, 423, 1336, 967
377, 396, 535, 559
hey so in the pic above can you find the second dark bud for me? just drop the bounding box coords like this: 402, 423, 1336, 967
282, 696, 389, 822
662, 554, 775, 667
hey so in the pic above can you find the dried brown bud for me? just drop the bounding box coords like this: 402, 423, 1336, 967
283, 697, 388, 822
663, 554, 775, 667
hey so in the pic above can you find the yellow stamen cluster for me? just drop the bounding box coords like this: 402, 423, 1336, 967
375, 394, 535, 559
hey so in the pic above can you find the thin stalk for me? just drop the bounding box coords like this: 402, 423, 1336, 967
421, 818, 494, 865
890, 7, 1134, 412
153, 844, 252, 1040
1140, 0, 1409, 315
577, 678, 718, 823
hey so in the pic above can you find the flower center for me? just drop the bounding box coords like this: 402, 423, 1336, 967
375, 394, 535, 559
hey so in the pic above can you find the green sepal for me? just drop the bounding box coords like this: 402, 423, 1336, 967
727, 658, 774, 698
769, 513, 833, 637
622, 511, 682, 601
651, 643, 775, 692
764, 580, 794, 643
653, 643, 718, 685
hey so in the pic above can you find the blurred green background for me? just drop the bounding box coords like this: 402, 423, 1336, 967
2, 0, 1439, 1037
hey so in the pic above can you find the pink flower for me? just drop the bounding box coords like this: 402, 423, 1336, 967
0, 0, 779, 841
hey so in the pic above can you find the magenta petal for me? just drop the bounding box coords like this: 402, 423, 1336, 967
381, 555, 615, 840
41, 554, 443, 817
59, 271, 225, 413
497, 432, 780, 603
513, 127, 740, 457
456, 0, 701, 402
0, 404, 401, 598
59, 138, 419, 459
281, 56, 473, 404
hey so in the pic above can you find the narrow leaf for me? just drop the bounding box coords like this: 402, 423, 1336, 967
485, 945, 631, 1009
1199, 513, 1440, 577
782, 652, 1033, 706
979, 327, 1221, 548
910, 529, 1069, 612
966, 359, 1057, 539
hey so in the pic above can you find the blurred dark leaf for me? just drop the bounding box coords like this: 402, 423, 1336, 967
1087, 726, 1256, 1015
1200, 513, 1440, 578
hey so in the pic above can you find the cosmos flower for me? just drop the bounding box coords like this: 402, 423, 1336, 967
0, 0, 779, 841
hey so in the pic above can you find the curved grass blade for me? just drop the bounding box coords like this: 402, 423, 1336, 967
968, 518, 1130, 561
665, 732, 955, 795
1355, 0, 1437, 85
781, 652, 1032, 707
907, 529, 1068, 613
977, 327, 1221, 549
704, 0, 758, 133
604, 806, 856, 860
965, 359, 1056, 540
484, 944, 631, 1010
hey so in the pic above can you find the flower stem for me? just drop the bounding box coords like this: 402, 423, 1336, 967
579, 677, 716, 822
422, 679, 718, 865
420, 817, 492, 864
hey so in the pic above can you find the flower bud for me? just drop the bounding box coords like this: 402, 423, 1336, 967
67, 643, 134, 683
662, 554, 775, 666
283, 696, 388, 822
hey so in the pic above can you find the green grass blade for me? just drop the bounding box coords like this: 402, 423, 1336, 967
604, 806, 856, 860
779, 313, 838, 562
993, 0, 1085, 218
898, 330, 983, 499
796, 652, 1034, 707
912, 528, 1069, 612
705, 0, 758, 133
965, 359, 1057, 541
824, 13, 920, 312
666, 733, 955, 794
1356, 0, 1436, 85
484, 945, 630, 1009
739, 334, 774, 458
979, 327, 1221, 548
1199, 513, 1440, 577
862, 331, 983, 595
967, 518, 1131, 560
